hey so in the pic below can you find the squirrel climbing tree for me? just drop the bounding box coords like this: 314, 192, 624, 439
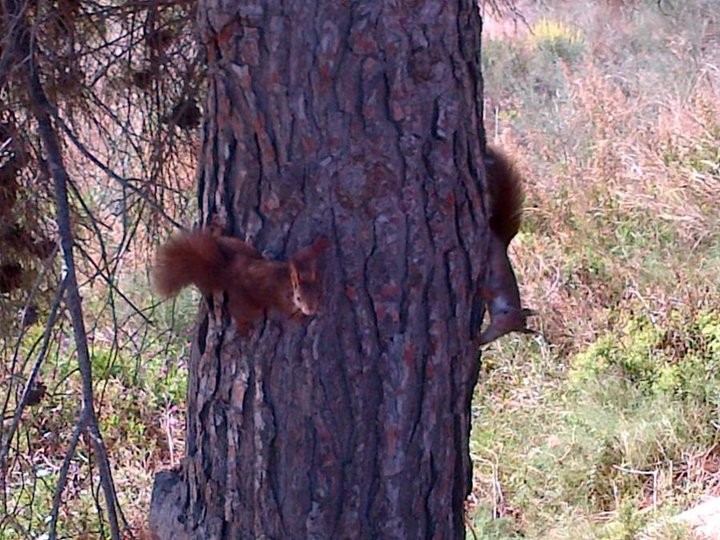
148, 1, 531, 538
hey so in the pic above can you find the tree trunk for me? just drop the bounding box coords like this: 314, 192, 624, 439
150, 1, 488, 538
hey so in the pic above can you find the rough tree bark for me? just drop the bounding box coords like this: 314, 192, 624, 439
150, 0, 490, 538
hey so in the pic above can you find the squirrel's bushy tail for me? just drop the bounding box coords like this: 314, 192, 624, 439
153, 230, 228, 297
485, 145, 524, 245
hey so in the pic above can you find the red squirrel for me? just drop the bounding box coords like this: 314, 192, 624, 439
476, 145, 535, 345
153, 229, 330, 334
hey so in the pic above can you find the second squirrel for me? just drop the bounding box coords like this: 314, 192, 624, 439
475, 145, 535, 345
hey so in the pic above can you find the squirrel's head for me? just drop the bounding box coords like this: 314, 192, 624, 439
289, 236, 330, 315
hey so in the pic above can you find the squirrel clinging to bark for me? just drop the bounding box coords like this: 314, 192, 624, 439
153, 229, 330, 334
475, 145, 535, 345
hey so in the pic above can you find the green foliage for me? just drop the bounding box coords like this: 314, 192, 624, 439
473, 1, 720, 535
570, 310, 720, 401
468, 507, 525, 540
471, 314, 720, 537
1, 270, 195, 535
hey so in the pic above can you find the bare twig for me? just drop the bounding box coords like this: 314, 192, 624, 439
6, 0, 123, 537
2, 0, 200, 535
47, 416, 85, 539
31, 78, 124, 540
53, 113, 187, 231
74, 242, 153, 324
0, 243, 60, 449
0, 276, 67, 470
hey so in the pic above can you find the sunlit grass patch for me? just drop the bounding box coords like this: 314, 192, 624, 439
528, 18, 584, 63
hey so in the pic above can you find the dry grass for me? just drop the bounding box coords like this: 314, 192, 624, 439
472, 0, 720, 538
3, 1, 719, 538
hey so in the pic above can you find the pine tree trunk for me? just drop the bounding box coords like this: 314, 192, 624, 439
149, 1, 489, 538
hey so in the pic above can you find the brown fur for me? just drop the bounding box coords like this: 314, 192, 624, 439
484, 145, 524, 245
153, 229, 329, 334
476, 146, 535, 345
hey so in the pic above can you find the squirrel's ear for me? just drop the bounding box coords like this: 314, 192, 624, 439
289, 264, 300, 286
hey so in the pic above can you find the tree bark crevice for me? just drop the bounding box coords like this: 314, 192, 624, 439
151, 1, 488, 538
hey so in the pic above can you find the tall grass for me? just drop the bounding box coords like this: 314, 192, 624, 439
472, 0, 720, 537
